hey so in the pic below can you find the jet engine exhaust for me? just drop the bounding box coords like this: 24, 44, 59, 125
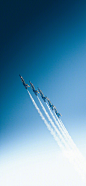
27, 90, 64, 151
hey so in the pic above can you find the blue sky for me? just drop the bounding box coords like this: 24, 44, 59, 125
0, 0, 86, 185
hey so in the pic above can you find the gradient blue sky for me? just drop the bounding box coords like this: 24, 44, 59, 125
0, 0, 86, 185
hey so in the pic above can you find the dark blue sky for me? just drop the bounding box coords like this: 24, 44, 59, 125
0, 0, 86, 172
0, 1, 86, 185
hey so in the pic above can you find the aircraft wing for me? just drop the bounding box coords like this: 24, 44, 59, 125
26, 84, 30, 87
38, 88, 42, 94
35, 90, 39, 93
46, 97, 50, 101
29, 81, 35, 89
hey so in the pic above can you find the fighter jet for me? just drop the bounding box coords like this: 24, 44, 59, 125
54, 107, 62, 118
54, 106, 57, 112
46, 98, 55, 110
29, 81, 39, 96
19, 74, 30, 89
55, 112, 62, 118
38, 88, 47, 102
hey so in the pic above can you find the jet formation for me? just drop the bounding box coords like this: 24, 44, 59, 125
46, 98, 55, 110
29, 81, 39, 96
38, 88, 47, 102
19, 75, 30, 89
19, 75, 62, 118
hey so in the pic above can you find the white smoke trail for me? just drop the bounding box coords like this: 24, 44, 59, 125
46, 102, 71, 148
39, 97, 86, 175
46, 103, 86, 167
27, 90, 86, 182
50, 107, 86, 181
54, 116, 86, 176
37, 96, 69, 150
45, 102, 86, 178
53, 112, 68, 135
53, 114, 83, 157
27, 90, 64, 151
53, 111, 75, 148
58, 118, 76, 148
53, 111, 73, 148
59, 119, 86, 180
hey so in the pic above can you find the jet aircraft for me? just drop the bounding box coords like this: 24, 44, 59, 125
29, 81, 39, 96
38, 88, 47, 102
19, 74, 30, 89
54, 107, 62, 118
55, 112, 62, 118
46, 98, 55, 110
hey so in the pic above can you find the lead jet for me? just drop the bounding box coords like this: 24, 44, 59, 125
38, 88, 47, 102
46, 98, 55, 110
29, 81, 39, 96
54, 107, 62, 118
19, 74, 30, 89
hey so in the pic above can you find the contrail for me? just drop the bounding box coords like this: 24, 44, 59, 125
53, 111, 75, 147
52, 109, 85, 157
46, 103, 86, 167
53, 111, 68, 135
51, 107, 86, 181
60, 119, 86, 179
27, 91, 86, 182
46, 102, 71, 148
38, 97, 86, 174
37, 96, 70, 150
27, 90, 65, 151
58, 118, 76, 148
57, 118, 86, 167
45, 102, 86, 179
